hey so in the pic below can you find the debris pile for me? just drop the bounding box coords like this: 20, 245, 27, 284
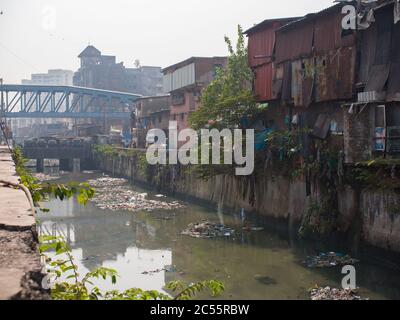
310, 287, 367, 300
181, 221, 235, 239
34, 173, 62, 182
141, 265, 179, 276
303, 252, 359, 268
87, 177, 185, 213
87, 177, 127, 188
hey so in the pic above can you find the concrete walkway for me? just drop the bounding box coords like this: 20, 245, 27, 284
0, 146, 47, 300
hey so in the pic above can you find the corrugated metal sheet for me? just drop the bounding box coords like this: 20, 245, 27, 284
275, 4, 354, 62
387, 63, 400, 101
172, 63, 195, 91
374, 6, 392, 65
365, 64, 390, 92
314, 7, 352, 52
247, 20, 295, 102
387, 12, 400, 101
275, 20, 314, 64
163, 63, 196, 93
281, 61, 292, 103
253, 63, 274, 101
272, 63, 284, 99
335, 46, 356, 99
163, 73, 173, 93
358, 23, 377, 84
291, 58, 313, 107
248, 24, 276, 68
315, 47, 356, 102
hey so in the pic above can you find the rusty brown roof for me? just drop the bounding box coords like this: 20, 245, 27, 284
244, 17, 302, 35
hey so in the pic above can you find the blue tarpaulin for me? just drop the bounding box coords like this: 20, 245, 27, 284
255, 129, 273, 152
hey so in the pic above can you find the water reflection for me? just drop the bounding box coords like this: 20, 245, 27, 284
37, 173, 400, 300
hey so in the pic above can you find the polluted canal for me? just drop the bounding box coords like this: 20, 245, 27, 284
37, 171, 400, 300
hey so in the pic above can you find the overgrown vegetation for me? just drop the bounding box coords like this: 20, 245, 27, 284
189, 25, 257, 131
347, 159, 400, 191
40, 236, 224, 300
299, 198, 337, 239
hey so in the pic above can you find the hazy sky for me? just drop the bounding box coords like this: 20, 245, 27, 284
0, 0, 334, 84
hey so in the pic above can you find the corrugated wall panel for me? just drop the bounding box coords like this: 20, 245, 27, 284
163, 73, 173, 93
248, 27, 275, 68
254, 63, 274, 102
275, 20, 314, 64
172, 63, 195, 91
314, 9, 343, 52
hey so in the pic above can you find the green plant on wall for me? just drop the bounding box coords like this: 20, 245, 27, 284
348, 159, 400, 191
93, 144, 119, 159
299, 199, 337, 239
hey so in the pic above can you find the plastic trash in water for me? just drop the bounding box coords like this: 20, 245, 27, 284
240, 208, 246, 224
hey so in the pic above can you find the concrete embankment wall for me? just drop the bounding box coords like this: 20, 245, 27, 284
0, 146, 47, 300
95, 151, 400, 253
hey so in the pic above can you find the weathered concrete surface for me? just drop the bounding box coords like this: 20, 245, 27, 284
361, 191, 400, 252
0, 146, 48, 300
95, 150, 400, 253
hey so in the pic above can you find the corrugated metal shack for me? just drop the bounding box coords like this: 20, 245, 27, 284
344, 0, 400, 162
245, 18, 299, 102
246, 3, 356, 145
246, 0, 400, 162
274, 3, 356, 108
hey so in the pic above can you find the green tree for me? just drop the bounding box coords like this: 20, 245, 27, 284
189, 25, 257, 130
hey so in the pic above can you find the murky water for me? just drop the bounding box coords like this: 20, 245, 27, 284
37, 171, 400, 300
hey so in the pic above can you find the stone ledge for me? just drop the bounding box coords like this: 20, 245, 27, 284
0, 146, 47, 300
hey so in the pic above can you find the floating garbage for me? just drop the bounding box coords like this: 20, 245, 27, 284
142, 265, 178, 275
87, 177, 127, 188
310, 287, 367, 300
87, 177, 185, 213
164, 265, 177, 273
242, 226, 264, 232
141, 269, 164, 276
181, 221, 235, 239
33, 172, 65, 182
254, 275, 278, 286
303, 252, 359, 268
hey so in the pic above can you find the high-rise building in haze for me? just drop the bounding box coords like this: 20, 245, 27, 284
11, 69, 74, 139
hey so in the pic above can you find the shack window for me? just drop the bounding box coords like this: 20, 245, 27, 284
172, 92, 185, 106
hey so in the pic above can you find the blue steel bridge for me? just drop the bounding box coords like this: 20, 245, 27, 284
0, 84, 141, 119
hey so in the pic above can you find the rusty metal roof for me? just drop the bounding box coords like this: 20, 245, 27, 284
244, 17, 301, 35
275, 2, 349, 33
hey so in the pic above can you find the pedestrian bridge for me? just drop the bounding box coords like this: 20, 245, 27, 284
0, 84, 141, 119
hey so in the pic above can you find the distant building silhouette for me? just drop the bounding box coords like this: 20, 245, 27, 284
74, 45, 164, 97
